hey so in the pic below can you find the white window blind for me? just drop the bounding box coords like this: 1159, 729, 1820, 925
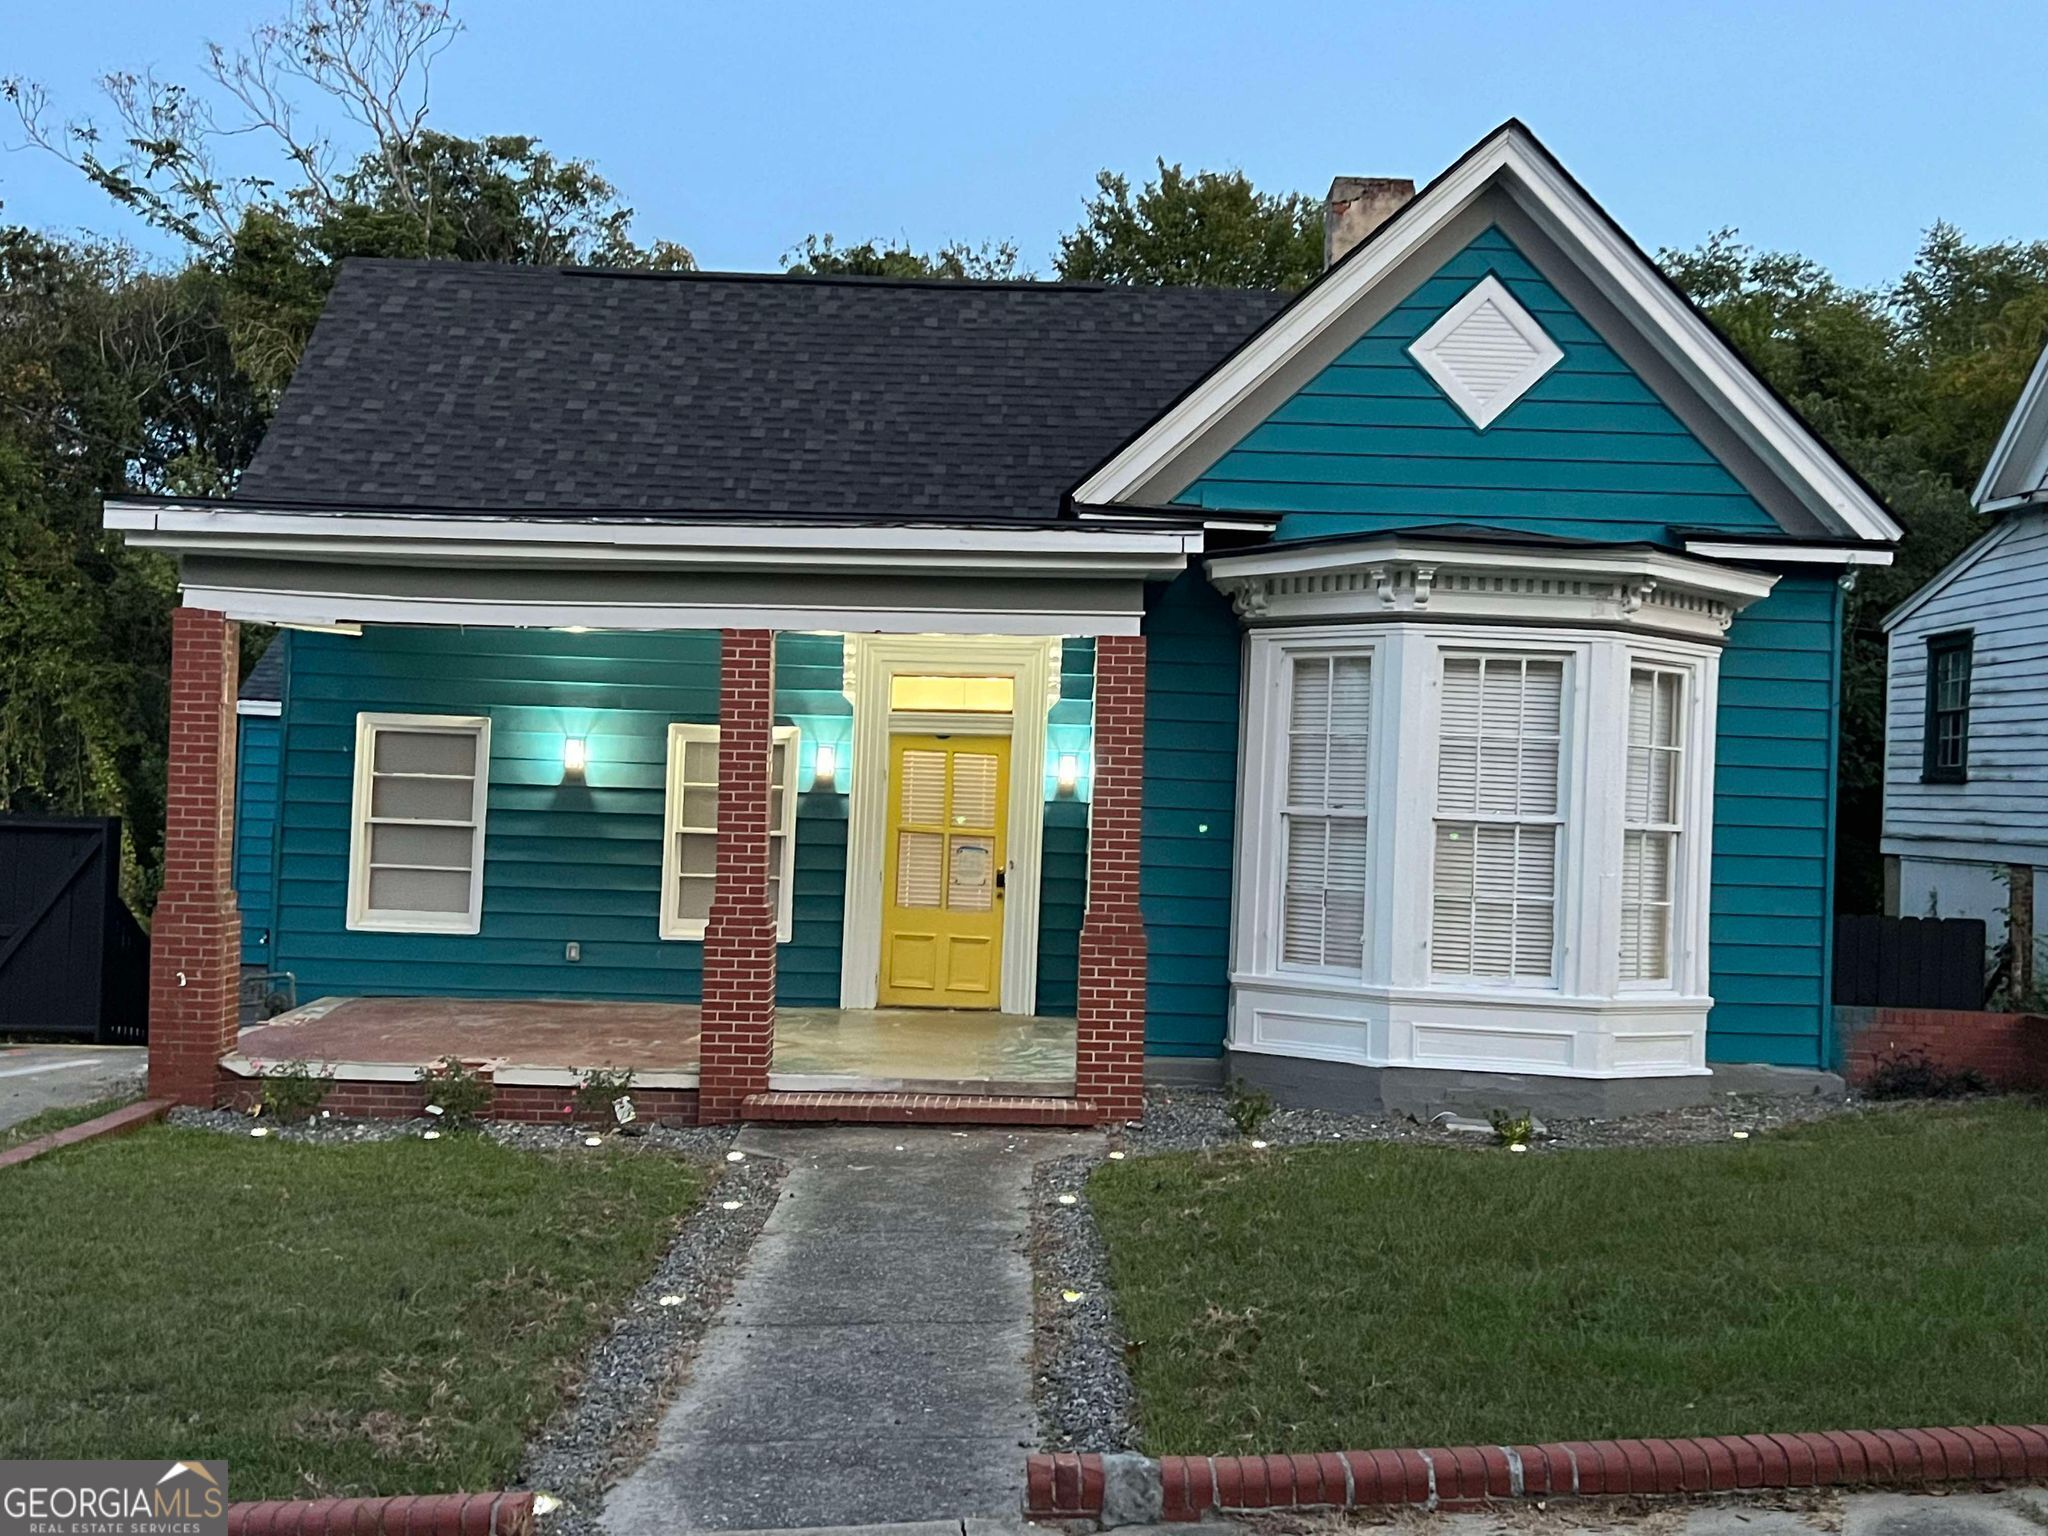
1280, 654, 1372, 969
1621, 667, 1684, 983
348, 714, 490, 933
661, 724, 800, 942
1430, 654, 1563, 979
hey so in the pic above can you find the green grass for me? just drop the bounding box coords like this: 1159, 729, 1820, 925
0, 1126, 704, 1497
1089, 1102, 2048, 1454
0, 1094, 140, 1149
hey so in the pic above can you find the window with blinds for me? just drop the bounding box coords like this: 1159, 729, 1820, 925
661, 723, 800, 942
1430, 654, 1564, 980
1622, 667, 1684, 983
1280, 653, 1372, 970
348, 714, 491, 933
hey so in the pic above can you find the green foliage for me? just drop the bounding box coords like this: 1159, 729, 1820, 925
417, 1055, 492, 1126
573, 1066, 637, 1122
1486, 1108, 1535, 1148
1224, 1077, 1275, 1139
257, 1059, 335, 1123
782, 233, 1026, 281
1862, 1048, 1989, 1101
1055, 160, 1324, 290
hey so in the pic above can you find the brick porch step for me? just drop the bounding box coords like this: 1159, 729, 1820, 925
739, 1090, 1101, 1126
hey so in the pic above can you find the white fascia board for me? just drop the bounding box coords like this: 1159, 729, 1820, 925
1971, 341, 2048, 510
1073, 123, 1902, 547
1682, 540, 1894, 567
104, 501, 1200, 579
1208, 534, 1779, 605
180, 583, 1141, 637
235, 699, 283, 717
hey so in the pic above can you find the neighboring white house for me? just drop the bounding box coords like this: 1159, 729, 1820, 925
1882, 341, 2048, 997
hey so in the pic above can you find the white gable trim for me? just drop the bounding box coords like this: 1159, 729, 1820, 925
1072, 122, 1901, 546
1971, 342, 2048, 512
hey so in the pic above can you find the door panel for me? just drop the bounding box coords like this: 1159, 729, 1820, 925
879, 734, 1009, 1008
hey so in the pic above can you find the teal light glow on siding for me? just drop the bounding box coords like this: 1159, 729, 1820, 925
1180, 225, 1782, 547
1037, 638, 1094, 1013
1139, 573, 1239, 1056
271, 627, 851, 1005
234, 713, 282, 965
1708, 571, 1839, 1068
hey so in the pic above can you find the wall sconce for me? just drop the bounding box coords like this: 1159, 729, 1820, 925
563, 737, 587, 780
1057, 754, 1079, 794
813, 744, 838, 787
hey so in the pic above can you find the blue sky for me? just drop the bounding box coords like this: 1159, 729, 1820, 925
4, 0, 2040, 289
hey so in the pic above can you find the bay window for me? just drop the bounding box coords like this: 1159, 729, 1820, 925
1281, 653, 1372, 970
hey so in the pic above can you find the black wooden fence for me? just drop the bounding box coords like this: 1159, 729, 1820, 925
1833, 914, 1987, 1010
0, 817, 149, 1043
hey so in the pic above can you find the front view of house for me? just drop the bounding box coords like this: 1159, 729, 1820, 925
119, 122, 1899, 1124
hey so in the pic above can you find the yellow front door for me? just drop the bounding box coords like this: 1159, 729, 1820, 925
879, 734, 1009, 1008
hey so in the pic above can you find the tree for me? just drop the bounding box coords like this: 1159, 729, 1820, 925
782, 233, 1026, 281
1054, 160, 1323, 289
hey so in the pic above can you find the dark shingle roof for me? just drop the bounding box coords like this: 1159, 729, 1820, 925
235, 260, 1287, 518
239, 637, 284, 703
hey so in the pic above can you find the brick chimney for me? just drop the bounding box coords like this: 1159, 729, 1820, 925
1324, 176, 1416, 268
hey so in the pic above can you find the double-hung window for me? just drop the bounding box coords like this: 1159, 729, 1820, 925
661, 723, 800, 941
1279, 653, 1373, 970
1621, 666, 1684, 984
1922, 631, 1972, 783
347, 713, 491, 934
1430, 654, 1564, 981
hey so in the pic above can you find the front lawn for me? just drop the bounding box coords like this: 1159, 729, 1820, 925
0, 1125, 703, 1497
1089, 1102, 2048, 1453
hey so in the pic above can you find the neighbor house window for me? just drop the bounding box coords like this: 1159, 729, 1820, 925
347, 713, 491, 934
661, 723, 799, 941
1621, 666, 1684, 984
1922, 631, 1972, 783
1280, 653, 1373, 970
1430, 654, 1564, 980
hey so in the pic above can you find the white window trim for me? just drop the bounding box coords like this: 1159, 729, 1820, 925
1231, 622, 1719, 1080
660, 723, 800, 943
346, 712, 491, 936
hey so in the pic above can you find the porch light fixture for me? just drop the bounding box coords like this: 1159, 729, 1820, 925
1057, 754, 1079, 793
814, 744, 838, 786
563, 737, 587, 779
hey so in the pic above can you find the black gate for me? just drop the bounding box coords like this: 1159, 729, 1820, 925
1833, 914, 1988, 1010
0, 817, 149, 1042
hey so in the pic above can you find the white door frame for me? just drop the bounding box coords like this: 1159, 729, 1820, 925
840, 634, 1057, 1013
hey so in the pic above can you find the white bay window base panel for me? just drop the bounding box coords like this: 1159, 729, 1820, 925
1232, 978, 1710, 1079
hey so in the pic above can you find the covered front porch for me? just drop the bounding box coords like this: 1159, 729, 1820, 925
231, 996, 1080, 1097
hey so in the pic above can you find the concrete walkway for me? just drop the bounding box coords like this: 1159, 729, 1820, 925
604, 1125, 1095, 1534
0, 1045, 145, 1134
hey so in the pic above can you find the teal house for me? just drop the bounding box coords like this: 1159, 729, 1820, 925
131, 123, 1898, 1122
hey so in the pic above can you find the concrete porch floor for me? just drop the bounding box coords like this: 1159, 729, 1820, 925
231, 997, 1078, 1096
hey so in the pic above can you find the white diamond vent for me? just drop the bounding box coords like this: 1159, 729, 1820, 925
1407, 274, 1564, 430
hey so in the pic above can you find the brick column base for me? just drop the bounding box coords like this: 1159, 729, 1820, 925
149, 607, 242, 1106
698, 629, 777, 1123
1076, 633, 1148, 1120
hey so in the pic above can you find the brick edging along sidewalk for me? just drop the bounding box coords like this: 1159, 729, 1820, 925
1027, 1425, 2048, 1522
229, 1492, 534, 1536
0, 1099, 170, 1171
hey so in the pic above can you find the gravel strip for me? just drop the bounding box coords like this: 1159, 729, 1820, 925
167, 1104, 738, 1156
1030, 1151, 1138, 1453
519, 1152, 783, 1536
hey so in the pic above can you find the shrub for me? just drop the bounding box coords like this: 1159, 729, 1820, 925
574, 1066, 637, 1124
1487, 1108, 1536, 1148
258, 1060, 333, 1123
1863, 1048, 1988, 1102
1224, 1078, 1275, 1139
417, 1056, 493, 1125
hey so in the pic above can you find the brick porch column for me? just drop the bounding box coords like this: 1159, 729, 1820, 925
149, 607, 242, 1105
1076, 632, 1148, 1120
698, 629, 777, 1122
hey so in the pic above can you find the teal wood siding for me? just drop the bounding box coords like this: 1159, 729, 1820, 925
1707, 572, 1840, 1068
1037, 638, 1094, 1014
234, 713, 282, 965
1180, 225, 1781, 547
270, 627, 854, 1005
1139, 574, 1239, 1056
